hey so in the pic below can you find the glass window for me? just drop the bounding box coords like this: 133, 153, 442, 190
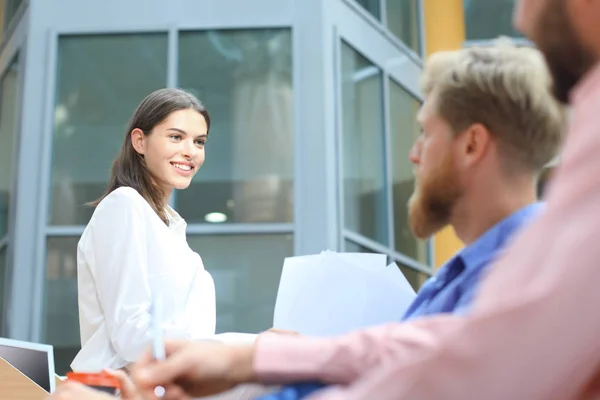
44, 236, 79, 375
43, 233, 294, 375
386, 0, 421, 52
389, 79, 427, 263
464, 0, 521, 40
49, 33, 168, 226
178, 29, 293, 224
394, 262, 429, 291
341, 42, 387, 245
356, 0, 381, 19
184, 234, 293, 334
353, 0, 421, 53
0, 56, 19, 239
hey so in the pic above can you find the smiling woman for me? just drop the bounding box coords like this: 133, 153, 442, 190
129, 109, 209, 204
90, 88, 211, 224
71, 88, 217, 372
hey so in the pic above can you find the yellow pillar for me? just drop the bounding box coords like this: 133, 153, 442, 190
423, 0, 466, 268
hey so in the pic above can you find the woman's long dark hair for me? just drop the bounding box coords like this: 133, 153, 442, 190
90, 88, 211, 225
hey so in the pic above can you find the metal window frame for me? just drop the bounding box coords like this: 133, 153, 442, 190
45, 223, 295, 237
463, 37, 534, 48
342, 0, 423, 63
417, 0, 426, 59
334, 0, 431, 276
333, 34, 345, 252
343, 230, 430, 274
0, 0, 28, 55
0, 52, 23, 335
1, 6, 27, 339
335, 2, 422, 98
0, 235, 8, 333
31, 28, 58, 340
382, 73, 394, 250
292, 0, 340, 256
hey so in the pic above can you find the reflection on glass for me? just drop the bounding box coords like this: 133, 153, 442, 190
49, 34, 168, 226
386, 0, 421, 52
178, 29, 293, 224
389, 79, 427, 263
0, 55, 19, 238
186, 234, 293, 334
464, 0, 521, 40
395, 262, 429, 291
44, 236, 80, 375
341, 42, 387, 245
355, 0, 381, 19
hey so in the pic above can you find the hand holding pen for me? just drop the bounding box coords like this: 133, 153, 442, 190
131, 338, 256, 399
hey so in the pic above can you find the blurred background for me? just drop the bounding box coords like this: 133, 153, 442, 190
0, 0, 552, 374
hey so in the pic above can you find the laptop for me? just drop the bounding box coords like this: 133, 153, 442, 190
0, 337, 56, 393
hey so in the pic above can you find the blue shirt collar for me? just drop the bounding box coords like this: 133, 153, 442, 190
458, 202, 544, 271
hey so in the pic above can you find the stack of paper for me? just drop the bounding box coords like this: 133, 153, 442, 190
273, 251, 418, 336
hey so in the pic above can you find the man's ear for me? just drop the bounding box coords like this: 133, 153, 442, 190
130, 128, 146, 155
460, 123, 491, 167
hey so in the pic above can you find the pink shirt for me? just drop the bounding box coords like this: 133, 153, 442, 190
253, 62, 600, 399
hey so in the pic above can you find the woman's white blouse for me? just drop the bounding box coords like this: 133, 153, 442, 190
71, 186, 216, 372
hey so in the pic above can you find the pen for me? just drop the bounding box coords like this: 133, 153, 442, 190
151, 295, 166, 397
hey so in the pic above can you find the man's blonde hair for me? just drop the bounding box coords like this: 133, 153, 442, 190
421, 38, 566, 173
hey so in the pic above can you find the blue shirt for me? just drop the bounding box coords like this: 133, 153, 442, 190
257, 203, 543, 400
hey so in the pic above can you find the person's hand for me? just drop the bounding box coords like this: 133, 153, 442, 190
131, 339, 256, 399
46, 381, 115, 400
103, 369, 140, 400
47, 369, 141, 400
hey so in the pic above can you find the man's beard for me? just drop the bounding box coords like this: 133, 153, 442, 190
532, 0, 596, 104
408, 154, 463, 240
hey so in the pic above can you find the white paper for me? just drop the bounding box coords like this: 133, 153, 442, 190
384, 262, 418, 298
273, 251, 417, 336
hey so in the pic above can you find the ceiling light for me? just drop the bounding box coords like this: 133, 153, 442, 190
204, 212, 227, 223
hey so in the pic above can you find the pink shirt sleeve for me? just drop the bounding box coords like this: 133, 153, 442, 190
254, 316, 458, 384
254, 66, 600, 400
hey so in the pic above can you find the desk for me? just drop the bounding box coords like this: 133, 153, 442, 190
0, 357, 48, 400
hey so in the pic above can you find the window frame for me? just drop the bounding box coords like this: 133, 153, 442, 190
0, 34, 24, 337
334, 14, 433, 277
343, 0, 425, 58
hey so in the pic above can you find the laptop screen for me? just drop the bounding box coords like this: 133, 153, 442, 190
0, 338, 55, 393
